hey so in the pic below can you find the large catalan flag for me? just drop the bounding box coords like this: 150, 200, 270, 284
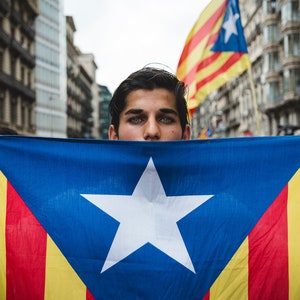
0, 136, 300, 299
177, 0, 250, 115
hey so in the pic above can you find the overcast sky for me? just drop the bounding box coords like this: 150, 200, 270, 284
64, 0, 211, 93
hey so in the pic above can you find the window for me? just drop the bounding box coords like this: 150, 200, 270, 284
35, 42, 60, 67
281, 1, 300, 25
21, 104, 25, 126
264, 51, 280, 72
263, 24, 279, 43
10, 56, 16, 78
284, 33, 300, 57
27, 70, 31, 88
21, 65, 25, 84
284, 68, 300, 94
11, 24, 15, 39
10, 96, 17, 124
297, 111, 300, 125
35, 65, 60, 89
266, 81, 280, 104
263, 0, 277, 14
28, 106, 32, 127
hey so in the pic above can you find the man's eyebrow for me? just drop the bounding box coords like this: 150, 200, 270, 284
124, 108, 178, 115
159, 108, 178, 115
125, 109, 143, 115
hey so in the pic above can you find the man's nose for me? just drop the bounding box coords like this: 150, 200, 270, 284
143, 118, 160, 141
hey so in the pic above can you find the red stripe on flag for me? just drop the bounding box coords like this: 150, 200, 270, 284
202, 290, 210, 300
181, 33, 220, 85
197, 52, 223, 73
86, 289, 95, 300
206, 31, 220, 46
178, 1, 226, 65
248, 185, 289, 299
195, 52, 244, 90
6, 181, 47, 299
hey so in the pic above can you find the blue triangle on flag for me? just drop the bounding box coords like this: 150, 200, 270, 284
211, 0, 248, 53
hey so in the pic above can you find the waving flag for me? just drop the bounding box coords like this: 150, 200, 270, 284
177, 0, 250, 115
1, 136, 300, 299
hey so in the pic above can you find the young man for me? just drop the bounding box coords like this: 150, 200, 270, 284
108, 67, 191, 141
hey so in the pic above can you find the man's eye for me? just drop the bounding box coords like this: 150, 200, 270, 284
160, 116, 174, 124
129, 117, 143, 124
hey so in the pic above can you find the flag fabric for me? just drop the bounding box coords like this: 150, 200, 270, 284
176, 0, 251, 115
1, 136, 300, 299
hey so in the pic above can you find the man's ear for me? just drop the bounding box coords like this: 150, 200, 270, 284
109, 125, 119, 140
181, 124, 191, 140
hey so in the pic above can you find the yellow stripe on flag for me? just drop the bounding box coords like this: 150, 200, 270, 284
210, 238, 249, 299
287, 169, 300, 299
176, 18, 223, 80
194, 55, 250, 103
0, 172, 7, 299
196, 53, 234, 82
177, 0, 250, 115
45, 235, 87, 300
185, 0, 225, 44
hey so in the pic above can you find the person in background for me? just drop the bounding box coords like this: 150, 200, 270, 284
108, 67, 191, 141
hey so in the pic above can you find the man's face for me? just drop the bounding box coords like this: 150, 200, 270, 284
109, 88, 190, 141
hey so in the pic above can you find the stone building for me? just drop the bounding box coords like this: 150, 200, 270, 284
98, 84, 111, 139
34, 0, 66, 137
193, 0, 300, 138
66, 16, 97, 138
0, 0, 38, 135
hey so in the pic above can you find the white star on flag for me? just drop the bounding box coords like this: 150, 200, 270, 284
222, 6, 240, 43
82, 158, 213, 274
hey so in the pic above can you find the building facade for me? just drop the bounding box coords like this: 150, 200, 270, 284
98, 84, 111, 139
0, 0, 38, 135
66, 16, 97, 138
35, 0, 66, 137
263, 0, 300, 135
193, 0, 300, 138
78, 53, 98, 138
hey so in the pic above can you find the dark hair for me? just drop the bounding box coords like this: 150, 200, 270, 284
109, 67, 189, 134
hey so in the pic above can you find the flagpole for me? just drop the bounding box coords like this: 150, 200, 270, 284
247, 66, 261, 136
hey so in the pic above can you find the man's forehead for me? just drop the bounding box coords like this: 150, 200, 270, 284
125, 89, 176, 106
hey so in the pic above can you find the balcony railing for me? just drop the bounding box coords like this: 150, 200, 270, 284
0, 70, 35, 100
0, 0, 9, 14
11, 77, 35, 100
20, 20, 35, 40
10, 39, 35, 67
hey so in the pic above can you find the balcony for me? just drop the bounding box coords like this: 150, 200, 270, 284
0, 70, 12, 87
27, 0, 39, 15
0, 70, 35, 100
284, 90, 300, 103
67, 127, 82, 138
282, 56, 300, 69
265, 70, 281, 82
10, 9, 22, 25
11, 78, 35, 100
67, 106, 84, 121
0, 0, 9, 15
10, 39, 35, 67
20, 20, 35, 40
226, 118, 240, 130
